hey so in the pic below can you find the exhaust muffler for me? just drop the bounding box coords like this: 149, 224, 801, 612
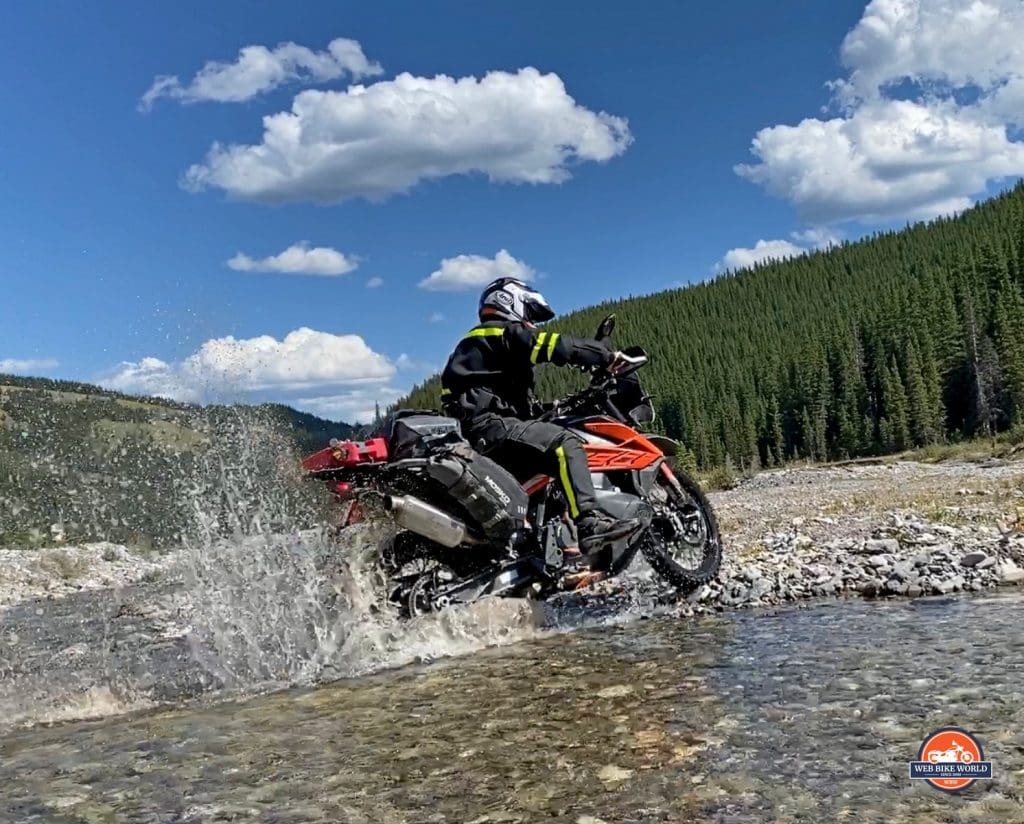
386, 495, 468, 548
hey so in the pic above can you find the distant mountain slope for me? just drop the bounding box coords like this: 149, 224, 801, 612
403, 182, 1024, 470
0, 375, 353, 547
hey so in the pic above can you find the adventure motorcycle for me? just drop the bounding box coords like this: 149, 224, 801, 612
302, 315, 722, 617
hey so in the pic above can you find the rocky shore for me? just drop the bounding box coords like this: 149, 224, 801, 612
689, 458, 1024, 611
0, 542, 178, 610
1, 459, 1023, 616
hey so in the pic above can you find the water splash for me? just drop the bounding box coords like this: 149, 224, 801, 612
0, 407, 662, 732
179, 410, 555, 692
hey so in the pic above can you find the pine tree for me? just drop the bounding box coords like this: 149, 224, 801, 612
995, 275, 1024, 426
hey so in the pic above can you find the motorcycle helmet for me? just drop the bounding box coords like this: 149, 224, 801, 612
478, 277, 555, 325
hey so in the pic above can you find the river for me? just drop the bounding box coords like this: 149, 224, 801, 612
2, 591, 1022, 823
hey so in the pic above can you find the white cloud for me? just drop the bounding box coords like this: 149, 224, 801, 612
227, 242, 357, 276
834, 0, 1024, 112
101, 328, 395, 405
295, 387, 404, 424
140, 37, 382, 110
717, 228, 842, 272
395, 353, 437, 373
184, 68, 632, 203
365, 276, 384, 288
419, 249, 534, 292
736, 0, 1024, 224
791, 227, 843, 248
100, 357, 202, 402
428, 312, 446, 323
0, 358, 59, 375
718, 239, 806, 272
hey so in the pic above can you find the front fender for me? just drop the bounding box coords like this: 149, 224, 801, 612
644, 434, 679, 456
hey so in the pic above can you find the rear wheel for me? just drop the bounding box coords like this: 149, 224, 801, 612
642, 462, 722, 591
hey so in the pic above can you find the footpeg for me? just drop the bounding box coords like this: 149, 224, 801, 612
563, 569, 606, 590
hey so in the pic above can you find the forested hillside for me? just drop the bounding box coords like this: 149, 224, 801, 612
403, 182, 1024, 470
0, 376, 352, 547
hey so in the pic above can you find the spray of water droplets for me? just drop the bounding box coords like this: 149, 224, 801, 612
178, 409, 558, 692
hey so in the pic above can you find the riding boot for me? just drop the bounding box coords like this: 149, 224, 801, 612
576, 510, 642, 551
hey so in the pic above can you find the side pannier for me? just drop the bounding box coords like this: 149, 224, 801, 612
425, 442, 529, 545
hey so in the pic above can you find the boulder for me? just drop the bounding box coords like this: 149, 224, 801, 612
933, 576, 964, 595
862, 538, 900, 555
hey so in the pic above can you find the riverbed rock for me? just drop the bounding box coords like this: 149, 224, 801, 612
862, 538, 900, 555
959, 551, 989, 568
999, 560, 1024, 584
597, 765, 634, 784
748, 579, 774, 602
596, 685, 634, 699
859, 581, 880, 597
933, 576, 964, 595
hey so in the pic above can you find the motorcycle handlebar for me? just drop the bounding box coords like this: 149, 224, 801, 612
538, 351, 648, 421
609, 352, 648, 377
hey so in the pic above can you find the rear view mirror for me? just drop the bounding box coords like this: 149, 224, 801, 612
596, 314, 616, 341
631, 403, 656, 424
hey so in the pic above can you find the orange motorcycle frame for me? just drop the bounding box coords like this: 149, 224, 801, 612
523, 418, 667, 496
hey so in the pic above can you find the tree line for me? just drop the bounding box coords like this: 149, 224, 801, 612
401, 181, 1024, 470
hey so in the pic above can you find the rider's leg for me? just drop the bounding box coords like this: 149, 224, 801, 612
469, 416, 638, 550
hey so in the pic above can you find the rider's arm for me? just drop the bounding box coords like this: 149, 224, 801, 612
506, 324, 613, 369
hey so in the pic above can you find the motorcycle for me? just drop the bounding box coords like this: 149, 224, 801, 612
302, 315, 722, 617
928, 742, 974, 763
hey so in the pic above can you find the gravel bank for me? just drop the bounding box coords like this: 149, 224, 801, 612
0, 543, 179, 610
691, 458, 1024, 611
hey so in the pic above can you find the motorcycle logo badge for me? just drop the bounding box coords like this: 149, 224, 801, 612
909, 727, 993, 792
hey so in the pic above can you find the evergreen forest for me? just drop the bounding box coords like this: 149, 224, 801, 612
401, 183, 1024, 471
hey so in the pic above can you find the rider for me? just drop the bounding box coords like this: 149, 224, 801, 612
440, 277, 641, 550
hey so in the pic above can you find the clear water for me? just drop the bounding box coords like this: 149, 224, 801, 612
2, 593, 1022, 822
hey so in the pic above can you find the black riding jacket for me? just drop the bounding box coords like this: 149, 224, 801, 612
440, 320, 613, 422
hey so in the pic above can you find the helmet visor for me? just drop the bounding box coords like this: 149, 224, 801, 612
521, 288, 555, 322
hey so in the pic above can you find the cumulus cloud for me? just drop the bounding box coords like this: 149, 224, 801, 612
184, 68, 632, 203
791, 227, 843, 248
100, 357, 202, 402
718, 239, 806, 271
395, 353, 438, 373
295, 387, 404, 424
365, 277, 384, 288
834, 0, 1024, 111
140, 37, 382, 110
101, 328, 395, 406
419, 249, 534, 292
226, 243, 358, 276
0, 358, 59, 375
717, 228, 842, 272
736, 0, 1024, 224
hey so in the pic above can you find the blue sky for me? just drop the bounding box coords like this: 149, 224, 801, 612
3, 0, 1023, 421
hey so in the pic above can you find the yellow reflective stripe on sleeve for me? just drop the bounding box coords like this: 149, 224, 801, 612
530, 332, 548, 364
465, 327, 505, 338
546, 332, 559, 360
440, 388, 451, 397
555, 445, 580, 518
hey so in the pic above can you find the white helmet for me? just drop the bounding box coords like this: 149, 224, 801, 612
478, 278, 555, 324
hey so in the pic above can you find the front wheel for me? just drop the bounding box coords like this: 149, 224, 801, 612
642, 462, 722, 592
